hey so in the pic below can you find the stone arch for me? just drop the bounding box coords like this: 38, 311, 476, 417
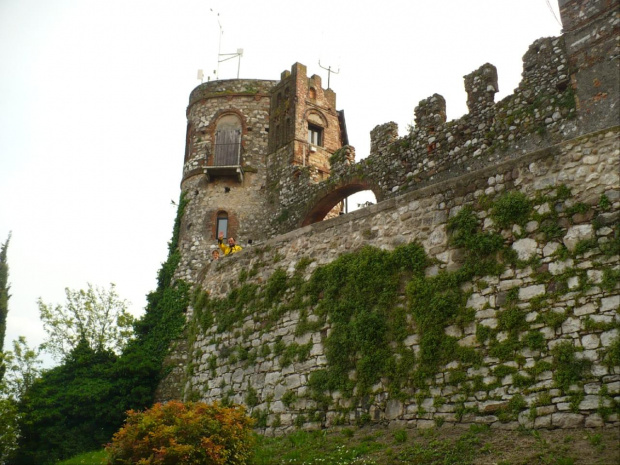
209, 109, 248, 141
304, 109, 328, 128
300, 178, 382, 227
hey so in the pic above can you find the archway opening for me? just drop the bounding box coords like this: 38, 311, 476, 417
301, 183, 378, 227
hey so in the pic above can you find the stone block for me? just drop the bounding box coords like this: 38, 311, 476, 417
534, 414, 552, 428
385, 399, 403, 420
581, 334, 600, 350
601, 329, 619, 347
512, 238, 539, 260
600, 295, 619, 312
563, 225, 594, 251
519, 284, 545, 300
574, 303, 596, 316
549, 259, 574, 275
551, 412, 584, 428
578, 395, 600, 410
585, 414, 605, 427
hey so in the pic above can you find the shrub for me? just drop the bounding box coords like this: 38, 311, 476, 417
106, 401, 254, 465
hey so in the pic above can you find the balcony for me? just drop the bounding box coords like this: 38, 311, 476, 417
205, 130, 244, 182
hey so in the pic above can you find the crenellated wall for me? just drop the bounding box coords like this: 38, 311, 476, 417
272, 35, 580, 234
158, 0, 620, 433
158, 128, 620, 432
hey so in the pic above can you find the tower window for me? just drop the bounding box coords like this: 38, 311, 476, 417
216, 211, 228, 239
308, 124, 323, 146
213, 114, 242, 166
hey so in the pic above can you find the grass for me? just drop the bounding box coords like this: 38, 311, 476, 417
56, 425, 620, 465
56, 450, 107, 464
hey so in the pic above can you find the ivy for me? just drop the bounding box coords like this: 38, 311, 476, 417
491, 191, 532, 229
551, 340, 591, 392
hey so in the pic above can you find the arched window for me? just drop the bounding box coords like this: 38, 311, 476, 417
216, 211, 228, 239
214, 115, 242, 166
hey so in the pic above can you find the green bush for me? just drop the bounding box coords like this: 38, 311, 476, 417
106, 401, 254, 465
14, 342, 120, 464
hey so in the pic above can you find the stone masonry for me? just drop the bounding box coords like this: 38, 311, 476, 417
158, 0, 620, 433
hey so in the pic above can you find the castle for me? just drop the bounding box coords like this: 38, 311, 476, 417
159, 0, 620, 433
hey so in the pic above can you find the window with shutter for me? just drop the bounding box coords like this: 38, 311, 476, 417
214, 129, 241, 166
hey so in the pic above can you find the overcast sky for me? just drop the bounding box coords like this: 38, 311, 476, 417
0, 0, 562, 366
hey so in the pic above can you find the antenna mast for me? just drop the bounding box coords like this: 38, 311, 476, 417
208, 9, 244, 80
318, 60, 340, 89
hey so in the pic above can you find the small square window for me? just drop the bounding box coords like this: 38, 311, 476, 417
308, 124, 323, 146
216, 214, 228, 239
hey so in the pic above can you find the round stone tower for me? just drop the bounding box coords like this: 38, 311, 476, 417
177, 78, 277, 281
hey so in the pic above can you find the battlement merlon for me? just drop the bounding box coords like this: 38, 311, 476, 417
464, 63, 499, 114
414, 94, 447, 132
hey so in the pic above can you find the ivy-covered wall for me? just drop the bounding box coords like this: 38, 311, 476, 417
159, 127, 620, 432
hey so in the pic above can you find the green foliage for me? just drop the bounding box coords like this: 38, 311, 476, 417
0, 395, 19, 463
396, 429, 482, 464
497, 307, 526, 332
523, 330, 546, 351
602, 337, 620, 368
475, 324, 493, 344
493, 365, 517, 379
114, 192, 190, 410
552, 340, 591, 392
497, 394, 527, 422
599, 225, 620, 256
14, 342, 120, 464
264, 268, 288, 306
538, 309, 567, 330
15, 193, 193, 463
56, 450, 107, 464
491, 191, 532, 228
245, 384, 259, 407
599, 194, 611, 211
38, 283, 135, 361
305, 243, 427, 397
282, 390, 297, 408
601, 268, 620, 291
555, 184, 572, 201
106, 401, 254, 465
447, 207, 504, 258
393, 429, 407, 444
0, 232, 10, 362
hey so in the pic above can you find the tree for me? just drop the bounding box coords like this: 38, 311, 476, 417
0, 336, 42, 464
14, 341, 118, 464
0, 232, 11, 358
38, 283, 135, 361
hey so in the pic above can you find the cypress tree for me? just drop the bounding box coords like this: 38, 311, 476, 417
0, 232, 11, 382
0, 232, 11, 354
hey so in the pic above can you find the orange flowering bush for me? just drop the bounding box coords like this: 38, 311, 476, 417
105, 401, 254, 465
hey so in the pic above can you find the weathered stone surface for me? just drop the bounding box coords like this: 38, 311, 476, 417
563, 225, 594, 251
519, 285, 545, 300
551, 413, 584, 428
600, 295, 619, 312
512, 238, 538, 260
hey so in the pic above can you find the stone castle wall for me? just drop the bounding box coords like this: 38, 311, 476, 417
158, 127, 620, 432
272, 35, 581, 234
157, 0, 620, 433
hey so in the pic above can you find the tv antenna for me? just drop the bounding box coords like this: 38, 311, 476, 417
318, 60, 339, 89
204, 8, 243, 80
